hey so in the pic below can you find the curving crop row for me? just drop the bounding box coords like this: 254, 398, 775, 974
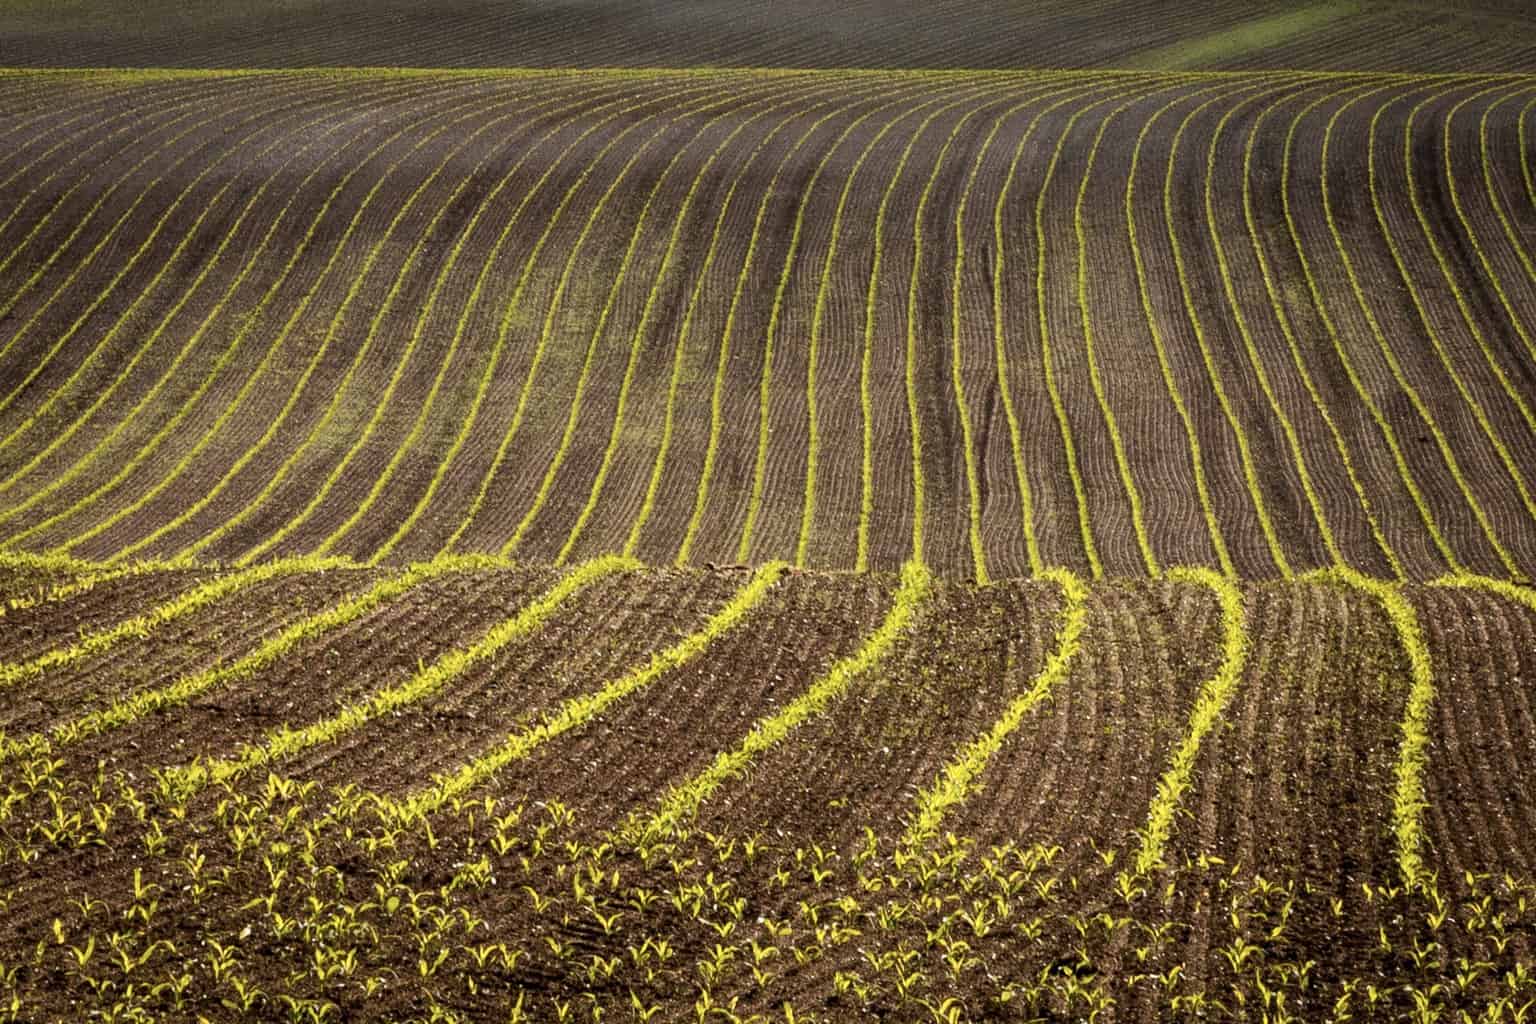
436, 81, 728, 558
0, 77, 466, 553
0, 72, 1532, 579
234, 85, 633, 565
62, 80, 505, 562
0, 79, 411, 512
633, 560, 930, 842
372, 561, 789, 822
161, 556, 635, 799
0, 557, 496, 762
1238, 80, 1404, 578
619, 86, 853, 561
499, 87, 790, 560
565, 79, 867, 567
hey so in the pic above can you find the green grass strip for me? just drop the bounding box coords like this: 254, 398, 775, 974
0, 80, 374, 506
1133, 567, 1249, 876
91, 83, 496, 563
567, 82, 832, 564
186, 90, 550, 564
163, 555, 634, 798
1285, 83, 1465, 573
438, 81, 717, 558
1125, 3, 1362, 71
374, 561, 788, 822
1240, 80, 1404, 578
0, 557, 330, 690
903, 568, 1087, 848
1322, 567, 1436, 890
500, 89, 757, 558
1164, 81, 1296, 577
367, 80, 668, 563
1125, 79, 1240, 576
621, 90, 844, 559
240, 86, 604, 565
634, 560, 930, 842
0, 557, 478, 763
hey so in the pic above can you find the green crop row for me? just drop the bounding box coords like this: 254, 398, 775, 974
1327, 85, 1521, 577
1125, 79, 1242, 576
621, 88, 846, 561
904, 568, 1088, 848
163, 556, 634, 800
677, 89, 897, 565
1369, 89, 1536, 565
198, 86, 565, 565
946, 80, 1112, 582
1323, 568, 1436, 889
501, 88, 762, 560
635, 560, 930, 842
1240, 80, 1404, 578
0, 78, 230, 318
368, 80, 659, 563
89, 82, 493, 564
0, 78, 413, 540
316, 83, 627, 560
563, 84, 833, 566
377, 561, 789, 822
800, 79, 1004, 568
0, 557, 486, 764
0, 81, 297, 431
1133, 567, 1249, 876
6, 77, 460, 557
0, 556, 332, 690
243, 85, 611, 565
437, 81, 719, 559
1163, 79, 1298, 577
1284, 82, 1467, 573
1201, 76, 1344, 572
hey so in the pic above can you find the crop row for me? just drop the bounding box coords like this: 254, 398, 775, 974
1, 555, 1534, 1018
1, 70, 1535, 579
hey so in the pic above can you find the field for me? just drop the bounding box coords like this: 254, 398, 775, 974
3, 70, 1536, 580
1, 555, 1534, 1021
2, 6, 1536, 1023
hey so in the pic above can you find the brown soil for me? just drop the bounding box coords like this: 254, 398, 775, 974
0, 564, 1532, 1022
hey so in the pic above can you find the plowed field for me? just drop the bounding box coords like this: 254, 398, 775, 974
3, 5, 1536, 1021
4, 70, 1536, 581
1, 557, 1534, 1021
